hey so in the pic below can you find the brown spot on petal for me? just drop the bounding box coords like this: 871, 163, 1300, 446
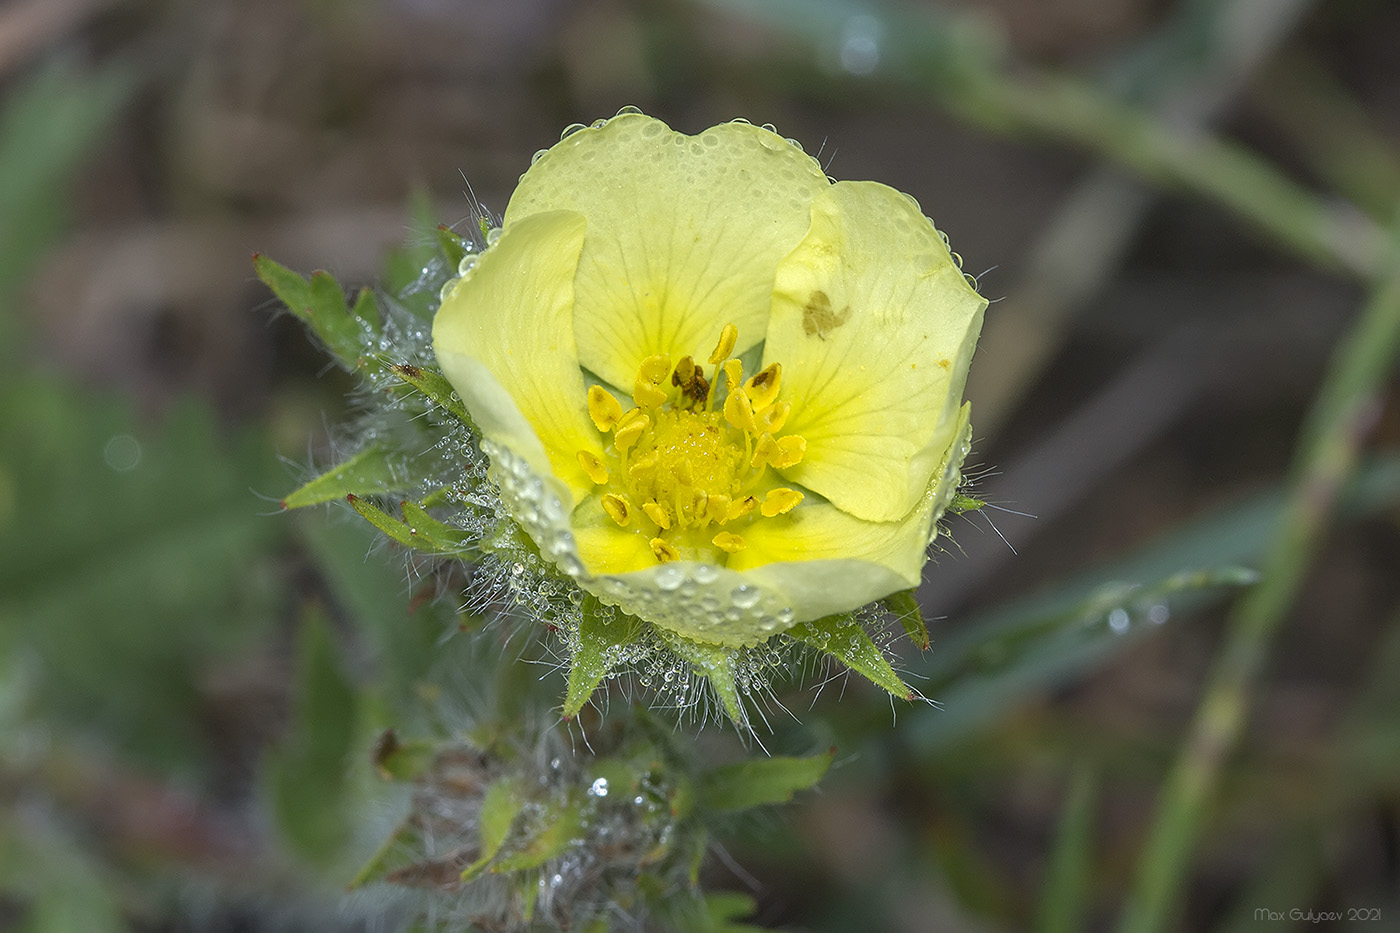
802, 290, 851, 339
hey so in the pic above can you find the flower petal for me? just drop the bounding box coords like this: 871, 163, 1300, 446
729, 401, 973, 622
504, 113, 831, 390
433, 210, 603, 506
765, 181, 985, 522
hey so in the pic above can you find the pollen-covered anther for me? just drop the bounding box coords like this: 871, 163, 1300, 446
613, 412, 648, 452
601, 493, 631, 527
709, 323, 738, 364
760, 487, 803, 517
587, 385, 624, 431
712, 531, 745, 553
650, 537, 680, 562
724, 386, 756, 435
633, 353, 671, 409
704, 493, 731, 525
745, 363, 781, 410
577, 450, 609, 484
760, 401, 791, 434
728, 495, 759, 521
641, 500, 671, 530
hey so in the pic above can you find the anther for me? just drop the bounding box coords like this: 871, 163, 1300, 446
704, 493, 731, 525
771, 435, 806, 469
576, 450, 609, 484
760, 401, 790, 434
760, 487, 803, 517
601, 493, 631, 526
728, 496, 759, 521
587, 386, 624, 431
724, 387, 756, 435
709, 323, 738, 364
633, 353, 671, 408
613, 412, 648, 452
650, 537, 680, 562
745, 363, 781, 410
642, 501, 671, 530
712, 531, 745, 553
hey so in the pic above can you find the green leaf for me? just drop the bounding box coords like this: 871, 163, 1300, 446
788, 613, 912, 700
435, 224, 470, 269
460, 777, 526, 881
884, 588, 929, 650
563, 596, 645, 718
490, 795, 586, 873
281, 444, 398, 509
698, 747, 835, 813
266, 604, 360, 866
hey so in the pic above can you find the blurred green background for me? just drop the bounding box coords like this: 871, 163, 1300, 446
2, 0, 1398, 930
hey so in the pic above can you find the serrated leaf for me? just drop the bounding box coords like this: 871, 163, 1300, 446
789, 613, 912, 700
459, 777, 526, 881
490, 796, 585, 873
267, 604, 360, 866
698, 748, 834, 813
884, 588, 929, 650
282, 445, 398, 509
563, 597, 645, 718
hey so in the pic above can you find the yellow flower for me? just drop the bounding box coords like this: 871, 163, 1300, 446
433, 112, 984, 654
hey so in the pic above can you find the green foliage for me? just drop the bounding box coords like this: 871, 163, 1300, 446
266, 604, 362, 866
698, 747, 835, 812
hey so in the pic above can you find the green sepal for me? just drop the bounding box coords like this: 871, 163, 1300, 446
345, 494, 475, 557
663, 635, 745, 725
563, 597, 646, 718
698, 747, 835, 813
460, 777, 525, 881
789, 613, 912, 700
884, 588, 929, 650
435, 224, 470, 269
254, 255, 377, 370
490, 795, 585, 873
380, 357, 473, 426
282, 444, 397, 510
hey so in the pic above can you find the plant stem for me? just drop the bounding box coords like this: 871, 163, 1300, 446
1119, 214, 1400, 933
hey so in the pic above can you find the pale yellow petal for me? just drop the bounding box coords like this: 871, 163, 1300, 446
433, 210, 603, 506
766, 181, 986, 522
729, 403, 973, 621
505, 113, 831, 389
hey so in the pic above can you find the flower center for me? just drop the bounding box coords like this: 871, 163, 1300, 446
579, 324, 807, 564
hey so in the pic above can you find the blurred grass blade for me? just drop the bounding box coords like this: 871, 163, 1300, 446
1036, 768, 1098, 933
266, 604, 360, 867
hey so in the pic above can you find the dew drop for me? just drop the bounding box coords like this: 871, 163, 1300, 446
1108, 608, 1131, 634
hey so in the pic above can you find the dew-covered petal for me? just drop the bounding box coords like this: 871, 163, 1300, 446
505, 113, 831, 390
766, 181, 985, 523
433, 210, 603, 506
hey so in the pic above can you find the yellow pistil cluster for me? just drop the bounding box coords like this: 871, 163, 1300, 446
580, 324, 808, 564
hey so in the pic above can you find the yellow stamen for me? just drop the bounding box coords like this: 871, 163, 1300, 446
709, 323, 738, 364
760, 401, 790, 434
724, 387, 756, 435
642, 501, 671, 530
760, 487, 803, 517
613, 413, 648, 452
633, 353, 671, 409
577, 450, 609, 484
744, 363, 781, 410
587, 386, 624, 431
650, 537, 680, 562
601, 493, 631, 526
705, 493, 731, 525
771, 435, 806, 469
712, 531, 745, 553
728, 495, 759, 521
